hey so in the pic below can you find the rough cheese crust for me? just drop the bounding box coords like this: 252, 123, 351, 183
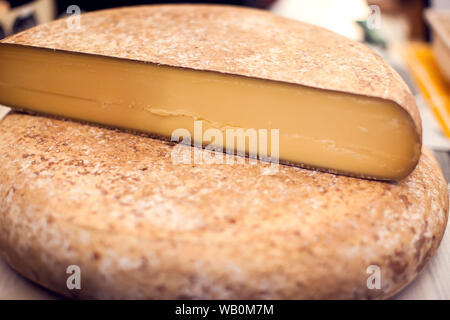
0, 113, 447, 299
0, 4, 422, 143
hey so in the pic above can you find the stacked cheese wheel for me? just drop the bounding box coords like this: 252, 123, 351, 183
0, 5, 447, 299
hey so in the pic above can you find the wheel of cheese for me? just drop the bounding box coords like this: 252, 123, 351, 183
0, 113, 447, 299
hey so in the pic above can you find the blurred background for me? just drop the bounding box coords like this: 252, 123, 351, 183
0, 0, 450, 179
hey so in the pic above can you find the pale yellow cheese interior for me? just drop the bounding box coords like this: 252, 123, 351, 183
0, 45, 420, 180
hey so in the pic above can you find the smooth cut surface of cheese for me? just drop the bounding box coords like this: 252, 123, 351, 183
0, 45, 420, 179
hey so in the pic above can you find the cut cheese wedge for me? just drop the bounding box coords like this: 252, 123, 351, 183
0, 5, 422, 180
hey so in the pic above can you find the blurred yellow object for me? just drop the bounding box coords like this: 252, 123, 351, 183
402, 42, 450, 138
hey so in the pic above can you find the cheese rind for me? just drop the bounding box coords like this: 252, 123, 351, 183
0, 45, 420, 179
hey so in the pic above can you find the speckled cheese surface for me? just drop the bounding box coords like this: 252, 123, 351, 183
0, 113, 447, 299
